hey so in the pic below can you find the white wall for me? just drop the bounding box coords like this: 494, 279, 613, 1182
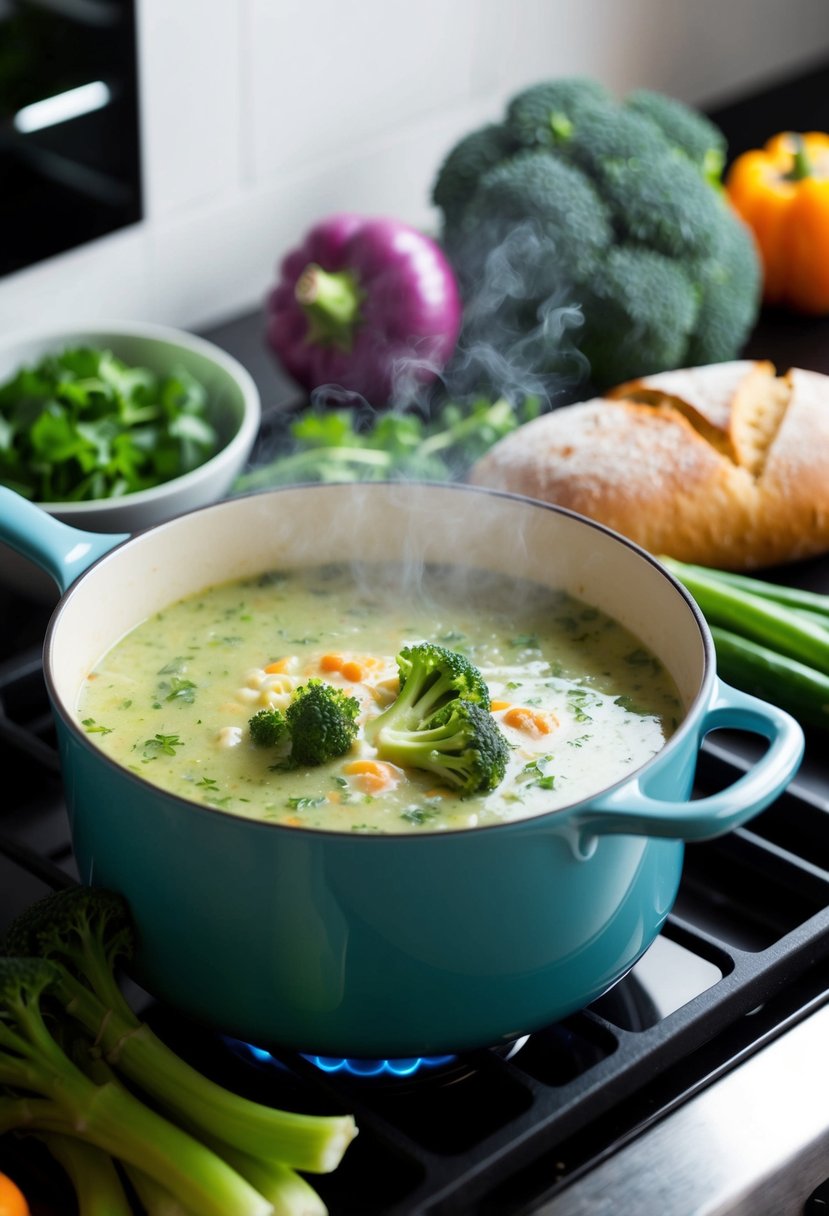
2, 0, 828, 337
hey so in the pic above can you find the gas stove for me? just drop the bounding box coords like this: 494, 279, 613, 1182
1, 534, 829, 1216
5, 59, 829, 1204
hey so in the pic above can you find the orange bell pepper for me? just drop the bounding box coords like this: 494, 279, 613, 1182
725, 131, 829, 314
0, 1173, 29, 1216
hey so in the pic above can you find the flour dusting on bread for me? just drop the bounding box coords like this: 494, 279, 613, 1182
469, 360, 829, 570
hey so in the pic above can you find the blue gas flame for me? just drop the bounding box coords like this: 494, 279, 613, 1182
232, 1040, 456, 1078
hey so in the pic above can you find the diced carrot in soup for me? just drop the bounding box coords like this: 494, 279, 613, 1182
502, 707, 560, 735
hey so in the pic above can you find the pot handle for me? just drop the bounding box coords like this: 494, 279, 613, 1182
578, 681, 804, 842
0, 486, 129, 595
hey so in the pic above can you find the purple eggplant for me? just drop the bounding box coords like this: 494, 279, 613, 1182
265, 213, 462, 406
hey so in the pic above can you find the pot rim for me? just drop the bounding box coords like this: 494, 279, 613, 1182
43, 481, 715, 840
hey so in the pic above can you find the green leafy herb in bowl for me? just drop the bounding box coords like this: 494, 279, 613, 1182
0, 322, 261, 599
0, 345, 221, 503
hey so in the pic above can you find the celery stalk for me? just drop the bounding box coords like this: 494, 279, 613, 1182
61, 969, 355, 1173
36, 1132, 134, 1216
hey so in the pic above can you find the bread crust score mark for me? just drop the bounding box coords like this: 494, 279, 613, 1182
468, 360, 829, 571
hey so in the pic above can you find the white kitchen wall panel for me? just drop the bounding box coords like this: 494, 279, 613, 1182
246, 0, 479, 183
1, 0, 829, 336
137, 0, 243, 218
0, 228, 151, 337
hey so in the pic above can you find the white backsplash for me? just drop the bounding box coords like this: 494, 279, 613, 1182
2, 0, 828, 338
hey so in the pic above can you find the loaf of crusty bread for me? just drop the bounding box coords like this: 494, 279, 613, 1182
468, 360, 829, 570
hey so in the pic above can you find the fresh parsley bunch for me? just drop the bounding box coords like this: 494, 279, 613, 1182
0, 346, 219, 502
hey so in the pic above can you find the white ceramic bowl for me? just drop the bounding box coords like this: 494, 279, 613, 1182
0, 321, 261, 600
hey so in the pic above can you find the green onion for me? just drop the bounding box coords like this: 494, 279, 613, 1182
663, 556, 829, 731
662, 557, 829, 671
711, 626, 829, 731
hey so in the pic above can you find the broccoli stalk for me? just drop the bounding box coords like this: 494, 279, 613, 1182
373, 699, 509, 796
0, 959, 272, 1216
365, 643, 508, 795
3, 888, 358, 1175
83, 1049, 325, 1216
192, 1130, 328, 1216
123, 1166, 194, 1216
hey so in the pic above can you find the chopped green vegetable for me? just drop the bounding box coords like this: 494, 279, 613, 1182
142, 733, 184, 758
663, 556, 829, 731
364, 643, 508, 795
0, 346, 219, 502
233, 395, 539, 493
285, 679, 360, 766
248, 706, 289, 748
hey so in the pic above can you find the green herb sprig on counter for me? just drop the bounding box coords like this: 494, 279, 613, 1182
663, 557, 829, 731
233, 395, 540, 492
0, 346, 219, 502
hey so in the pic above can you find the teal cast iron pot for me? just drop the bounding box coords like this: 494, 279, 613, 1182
0, 483, 804, 1057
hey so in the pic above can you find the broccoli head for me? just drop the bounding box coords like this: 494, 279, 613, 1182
449, 150, 612, 292
432, 77, 761, 390
3, 885, 134, 1016
505, 77, 613, 150
577, 245, 700, 387
248, 706, 289, 748
285, 679, 360, 766
372, 699, 509, 796
624, 88, 727, 185
684, 201, 763, 365
364, 644, 507, 796
432, 123, 518, 229
365, 641, 490, 745
0, 955, 61, 1028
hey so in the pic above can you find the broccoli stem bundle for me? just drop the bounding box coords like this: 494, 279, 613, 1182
0, 962, 272, 1216
35, 1134, 135, 1216
1, 888, 359, 1216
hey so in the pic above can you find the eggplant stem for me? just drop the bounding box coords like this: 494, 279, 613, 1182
295, 264, 363, 348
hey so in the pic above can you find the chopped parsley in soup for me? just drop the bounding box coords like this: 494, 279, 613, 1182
77, 562, 682, 833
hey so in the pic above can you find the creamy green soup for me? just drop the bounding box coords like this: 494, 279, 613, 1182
77, 562, 682, 833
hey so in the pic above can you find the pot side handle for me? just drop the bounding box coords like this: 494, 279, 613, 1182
579, 681, 804, 842
0, 486, 129, 595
